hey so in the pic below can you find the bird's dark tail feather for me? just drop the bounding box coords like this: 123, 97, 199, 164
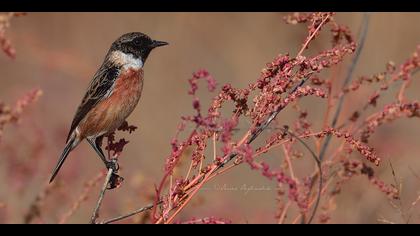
49, 137, 77, 183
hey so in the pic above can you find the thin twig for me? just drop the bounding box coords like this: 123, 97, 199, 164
90, 168, 113, 224
282, 128, 322, 224
283, 144, 298, 182
291, 173, 336, 224
213, 132, 217, 161
278, 201, 292, 224
101, 202, 161, 224
319, 13, 370, 161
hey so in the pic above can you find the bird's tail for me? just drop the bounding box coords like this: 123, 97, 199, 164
49, 136, 79, 183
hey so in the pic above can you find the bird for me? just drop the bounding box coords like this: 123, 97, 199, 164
49, 32, 168, 183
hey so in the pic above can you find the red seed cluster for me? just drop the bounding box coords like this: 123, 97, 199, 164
0, 89, 42, 142
180, 216, 232, 224
315, 128, 381, 165
0, 13, 25, 59
360, 101, 419, 143
103, 121, 138, 158
338, 160, 399, 200
393, 45, 420, 81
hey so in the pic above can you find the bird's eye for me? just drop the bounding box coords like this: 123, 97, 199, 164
133, 38, 142, 46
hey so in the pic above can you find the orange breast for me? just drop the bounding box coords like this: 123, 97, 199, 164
78, 68, 144, 138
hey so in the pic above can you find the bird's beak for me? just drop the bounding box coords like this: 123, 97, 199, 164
151, 40, 169, 48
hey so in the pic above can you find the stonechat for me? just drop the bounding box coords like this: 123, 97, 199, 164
50, 32, 168, 183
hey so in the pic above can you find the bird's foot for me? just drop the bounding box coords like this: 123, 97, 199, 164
105, 159, 124, 189
107, 173, 124, 190
105, 159, 120, 172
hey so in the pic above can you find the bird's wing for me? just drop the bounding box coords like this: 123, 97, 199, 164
66, 61, 120, 142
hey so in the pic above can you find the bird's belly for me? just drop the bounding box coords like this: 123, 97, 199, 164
79, 69, 144, 138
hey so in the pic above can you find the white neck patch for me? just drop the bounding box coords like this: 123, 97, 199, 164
110, 50, 143, 70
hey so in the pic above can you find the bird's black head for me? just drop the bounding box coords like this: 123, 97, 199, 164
110, 32, 168, 63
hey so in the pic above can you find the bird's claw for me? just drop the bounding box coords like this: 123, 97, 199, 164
106, 159, 119, 172
105, 159, 123, 189
107, 173, 124, 190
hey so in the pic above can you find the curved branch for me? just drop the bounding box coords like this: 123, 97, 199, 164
101, 202, 160, 224
282, 128, 322, 224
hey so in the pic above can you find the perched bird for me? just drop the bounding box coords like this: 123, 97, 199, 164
50, 32, 168, 183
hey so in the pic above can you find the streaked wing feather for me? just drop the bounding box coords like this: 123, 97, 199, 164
65, 61, 120, 142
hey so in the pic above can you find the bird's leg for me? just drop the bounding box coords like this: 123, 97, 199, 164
88, 136, 123, 190
87, 136, 119, 171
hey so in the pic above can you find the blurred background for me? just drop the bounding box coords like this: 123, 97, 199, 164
0, 12, 419, 223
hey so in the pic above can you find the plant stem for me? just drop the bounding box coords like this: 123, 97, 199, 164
319, 13, 370, 161
90, 168, 113, 224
